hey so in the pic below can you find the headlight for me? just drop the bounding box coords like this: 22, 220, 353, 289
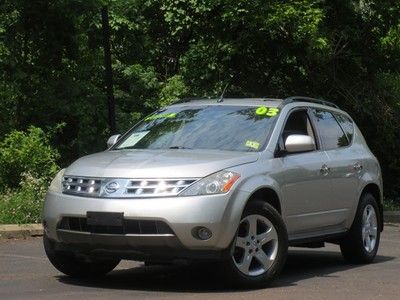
180, 170, 240, 196
48, 168, 66, 193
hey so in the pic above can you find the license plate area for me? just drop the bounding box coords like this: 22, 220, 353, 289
86, 212, 124, 227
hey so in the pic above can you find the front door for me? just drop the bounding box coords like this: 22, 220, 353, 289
274, 150, 331, 235
269, 109, 333, 236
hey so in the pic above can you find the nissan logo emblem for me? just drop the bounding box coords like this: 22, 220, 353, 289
105, 181, 120, 194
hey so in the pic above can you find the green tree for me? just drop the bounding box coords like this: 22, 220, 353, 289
1, 0, 400, 199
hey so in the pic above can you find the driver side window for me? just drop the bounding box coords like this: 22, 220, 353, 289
279, 109, 317, 152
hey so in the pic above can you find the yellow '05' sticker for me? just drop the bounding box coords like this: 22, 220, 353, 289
245, 140, 260, 150
255, 106, 280, 117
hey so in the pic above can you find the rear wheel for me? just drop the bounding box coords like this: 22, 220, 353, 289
223, 201, 288, 288
340, 193, 380, 264
43, 235, 120, 278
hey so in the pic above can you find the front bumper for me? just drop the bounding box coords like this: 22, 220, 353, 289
43, 190, 249, 259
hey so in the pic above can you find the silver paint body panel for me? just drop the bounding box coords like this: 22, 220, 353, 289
43, 99, 383, 254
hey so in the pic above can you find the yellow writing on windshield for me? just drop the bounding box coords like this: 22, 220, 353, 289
255, 106, 280, 117
144, 112, 177, 121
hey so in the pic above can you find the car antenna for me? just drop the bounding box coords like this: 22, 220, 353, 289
217, 82, 230, 103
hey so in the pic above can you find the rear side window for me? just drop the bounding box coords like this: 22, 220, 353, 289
334, 113, 354, 143
311, 109, 349, 149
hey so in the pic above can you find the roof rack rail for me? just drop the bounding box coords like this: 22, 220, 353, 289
173, 97, 210, 104
173, 96, 284, 104
283, 96, 339, 109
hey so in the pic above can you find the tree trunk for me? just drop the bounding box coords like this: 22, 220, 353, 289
101, 6, 116, 134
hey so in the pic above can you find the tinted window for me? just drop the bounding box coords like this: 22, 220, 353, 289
312, 109, 349, 149
282, 110, 316, 149
114, 105, 280, 152
334, 113, 354, 143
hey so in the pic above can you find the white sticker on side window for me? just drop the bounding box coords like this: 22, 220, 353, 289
118, 131, 150, 148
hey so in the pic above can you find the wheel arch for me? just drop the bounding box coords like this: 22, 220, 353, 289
245, 187, 282, 215
220, 181, 283, 250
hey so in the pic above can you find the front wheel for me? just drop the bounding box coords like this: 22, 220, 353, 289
223, 201, 288, 288
340, 193, 381, 264
43, 235, 120, 278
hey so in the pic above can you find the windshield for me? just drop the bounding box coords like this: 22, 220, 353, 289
113, 105, 280, 152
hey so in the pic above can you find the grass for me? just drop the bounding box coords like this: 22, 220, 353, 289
0, 190, 44, 224
0, 174, 47, 224
384, 198, 400, 211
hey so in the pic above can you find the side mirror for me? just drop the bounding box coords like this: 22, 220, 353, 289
107, 134, 121, 148
285, 134, 315, 153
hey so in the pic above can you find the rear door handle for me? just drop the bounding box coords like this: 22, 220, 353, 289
320, 164, 330, 176
353, 162, 363, 172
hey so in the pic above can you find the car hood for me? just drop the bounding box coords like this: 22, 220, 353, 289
65, 149, 260, 178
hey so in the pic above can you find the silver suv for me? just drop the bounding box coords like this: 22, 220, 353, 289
43, 96, 383, 287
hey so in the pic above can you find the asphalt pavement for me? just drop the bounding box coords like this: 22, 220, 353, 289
1, 224, 399, 300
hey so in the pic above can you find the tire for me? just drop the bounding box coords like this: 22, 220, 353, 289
222, 201, 288, 288
43, 235, 120, 278
340, 193, 381, 264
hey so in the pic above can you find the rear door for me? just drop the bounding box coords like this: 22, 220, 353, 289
310, 109, 359, 226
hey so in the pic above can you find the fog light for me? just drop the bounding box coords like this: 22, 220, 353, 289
194, 227, 212, 240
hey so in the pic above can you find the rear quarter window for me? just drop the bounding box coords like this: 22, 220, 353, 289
311, 109, 349, 150
334, 113, 354, 143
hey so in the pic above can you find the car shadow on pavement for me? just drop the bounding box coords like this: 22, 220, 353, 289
57, 249, 395, 293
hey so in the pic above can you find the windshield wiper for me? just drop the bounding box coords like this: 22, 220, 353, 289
115, 145, 192, 150
115, 146, 137, 150
169, 146, 191, 149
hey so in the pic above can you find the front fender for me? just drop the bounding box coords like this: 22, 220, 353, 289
231, 173, 283, 218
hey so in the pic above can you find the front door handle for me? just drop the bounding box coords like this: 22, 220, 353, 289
353, 162, 363, 172
320, 164, 330, 176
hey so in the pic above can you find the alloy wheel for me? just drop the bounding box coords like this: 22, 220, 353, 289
232, 214, 279, 276
362, 204, 378, 253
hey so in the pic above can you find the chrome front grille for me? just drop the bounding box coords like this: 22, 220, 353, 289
63, 177, 102, 194
126, 179, 196, 195
62, 176, 198, 198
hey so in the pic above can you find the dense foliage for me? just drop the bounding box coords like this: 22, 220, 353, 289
0, 172, 49, 223
1, 0, 400, 205
0, 126, 60, 190
0, 126, 59, 223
